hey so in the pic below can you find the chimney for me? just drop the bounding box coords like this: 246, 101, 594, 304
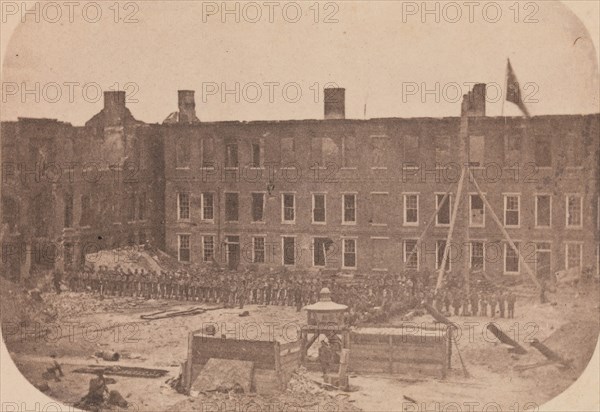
178, 90, 197, 124
461, 83, 486, 117
324, 88, 345, 120
103, 91, 126, 126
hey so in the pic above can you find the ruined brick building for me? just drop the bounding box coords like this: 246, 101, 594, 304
1, 86, 599, 282
1, 91, 164, 279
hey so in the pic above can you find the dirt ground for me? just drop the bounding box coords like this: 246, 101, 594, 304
1, 278, 599, 411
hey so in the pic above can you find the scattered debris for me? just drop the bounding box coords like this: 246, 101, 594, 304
42, 355, 64, 381
514, 360, 556, 372
94, 351, 120, 362
486, 324, 528, 354
34, 382, 50, 393
28, 288, 43, 303
166, 370, 186, 394
529, 339, 573, 368
191, 358, 254, 395
74, 370, 110, 411
119, 352, 145, 360
73, 365, 168, 379
107, 390, 128, 408
403, 395, 418, 404
140, 306, 222, 320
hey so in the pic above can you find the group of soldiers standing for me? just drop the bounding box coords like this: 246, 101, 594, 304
433, 287, 517, 319
65, 266, 517, 323
66, 266, 325, 310
330, 272, 518, 324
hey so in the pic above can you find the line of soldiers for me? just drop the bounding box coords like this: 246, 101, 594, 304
65, 266, 516, 322
432, 287, 517, 319
66, 266, 323, 310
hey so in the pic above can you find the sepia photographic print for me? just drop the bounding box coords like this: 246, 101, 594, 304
0, 1, 599, 411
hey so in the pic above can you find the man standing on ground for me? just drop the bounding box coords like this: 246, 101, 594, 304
318, 340, 331, 377
507, 291, 516, 318
498, 291, 505, 318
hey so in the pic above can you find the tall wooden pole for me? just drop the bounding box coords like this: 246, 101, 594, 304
435, 167, 466, 294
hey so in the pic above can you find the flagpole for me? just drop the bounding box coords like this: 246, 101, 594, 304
501, 58, 508, 117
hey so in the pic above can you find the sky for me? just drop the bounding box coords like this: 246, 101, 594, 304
1, 1, 599, 125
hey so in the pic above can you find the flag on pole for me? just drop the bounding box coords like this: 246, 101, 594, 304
506, 59, 531, 118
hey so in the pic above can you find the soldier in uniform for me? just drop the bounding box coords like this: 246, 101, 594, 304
238, 278, 247, 309
263, 278, 271, 306
66, 269, 75, 291
205, 276, 212, 303
480, 292, 488, 317
435, 290, 444, 313
444, 289, 452, 314
101, 266, 108, 294
130, 269, 138, 297
311, 279, 319, 304
294, 280, 303, 312
77, 269, 84, 292
111, 267, 120, 296
462, 292, 471, 316
470, 291, 479, 318
318, 340, 331, 377
189, 272, 195, 301
288, 279, 295, 306
498, 291, 506, 318
117, 267, 126, 297
99, 266, 108, 296
170, 271, 179, 300
122, 269, 131, 297
228, 275, 237, 308
507, 291, 516, 318
140, 269, 147, 298
181, 271, 189, 301
101, 267, 109, 296
102, 267, 110, 296
270, 277, 278, 305
165, 271, 173, 300
152, 270, 160, 299
110, 268, 118, 296
489, 292, 497, 318
144, 269, 153, 299
425, 288, 434, 307
81, 269, 89, 293
200, 274, 208, 302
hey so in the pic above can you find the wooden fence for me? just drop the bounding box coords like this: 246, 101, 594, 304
349, 325, 452, 378
184, 331, 302, 394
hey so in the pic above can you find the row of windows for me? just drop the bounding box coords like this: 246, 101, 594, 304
177, 234, 598, 275
177, 193, 357, 224
65, 192, 147, 228
175, 132, 585, 170
177, 234, 359, 269
177, 192, 590, 229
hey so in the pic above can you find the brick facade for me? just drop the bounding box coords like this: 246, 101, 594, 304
1, 86, 599, 281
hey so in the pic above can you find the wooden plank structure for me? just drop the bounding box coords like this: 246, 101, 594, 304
184, 331, 302, 394
348, 325, 452, 378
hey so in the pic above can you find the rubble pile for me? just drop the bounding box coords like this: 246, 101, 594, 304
168, 366, 360, 411
0, 276, 56, 328
168, 386, 360, 411
85, 244, 218, 274
42, 291, 162, 319
286, 366, 327, 395
85, 245, 164, 273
